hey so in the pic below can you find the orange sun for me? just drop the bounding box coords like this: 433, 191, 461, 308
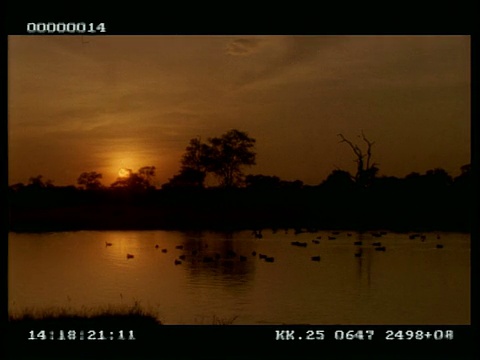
118, 168, 131, 178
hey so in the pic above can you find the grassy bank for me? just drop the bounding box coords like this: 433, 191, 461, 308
9, 303, 162, 330
9, 304, 241, 328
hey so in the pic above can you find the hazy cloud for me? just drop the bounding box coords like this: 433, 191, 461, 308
229, 36, 351, 90
8, 36, 470, 187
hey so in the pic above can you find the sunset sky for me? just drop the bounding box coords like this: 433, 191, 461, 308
8, 35, 470, 187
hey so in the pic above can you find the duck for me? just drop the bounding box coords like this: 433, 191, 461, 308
179, 255, 186, 260
265, 257, 275, 263
161, 249, 167, 253
252, 230, 263, 239
226, 250, 237, 258
174, 259, 182, 265
354, 241, 362, 246
291, 241, 308, 247
436, 244, 444, 249
155, 244, 159, 249
372, 242, 382, 246
312, 239, 320, 244
374, 246, 386, 252
105, 242, 113, 247
175, 245, 184, 250
311, 256, 321, 262
252, 251, 257, 256
328, 236, 336, 240
126, 253, 134, 259
239, 255, 247, 261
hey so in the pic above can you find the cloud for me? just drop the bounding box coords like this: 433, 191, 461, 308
228, 36, 350, 91
226, 38, 263, 56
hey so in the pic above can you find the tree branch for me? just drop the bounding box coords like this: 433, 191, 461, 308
338, 134, 364, 159
360, 131, 374, 170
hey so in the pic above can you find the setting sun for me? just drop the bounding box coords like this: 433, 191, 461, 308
118, 168, 131, 178
7, 32, 472, 354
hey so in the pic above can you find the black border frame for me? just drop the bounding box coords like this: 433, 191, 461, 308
3, 6, 478, 360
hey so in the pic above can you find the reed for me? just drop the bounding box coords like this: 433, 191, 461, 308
9, 301, 162, 328
10, 303, 240, 326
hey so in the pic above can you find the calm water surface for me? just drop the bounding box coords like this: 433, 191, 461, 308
8, 230, 470, 324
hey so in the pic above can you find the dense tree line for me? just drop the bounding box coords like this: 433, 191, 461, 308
8, 130, 472, 232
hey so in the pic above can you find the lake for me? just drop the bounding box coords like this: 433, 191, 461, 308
8, 230, 470, 325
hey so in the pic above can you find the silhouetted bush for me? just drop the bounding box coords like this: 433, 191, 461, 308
8, 165, 471, 232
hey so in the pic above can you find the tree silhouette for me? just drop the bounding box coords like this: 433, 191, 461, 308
206, 129, 256, 187
27, 175, 54, 189
77, 171, 103, 190
424, 168, 453, 188
181, 138, 210, 173
169, 137, 211, 188
279, 179, 304, 190
110, 167, 155, 190
177, 129, 256, 188
321, 169, 355, 191
138, 166, 156, 185
162, 167, 206, 189
454, 164, 471, 188
245, 174, 281, 190
338, 132, 378, 187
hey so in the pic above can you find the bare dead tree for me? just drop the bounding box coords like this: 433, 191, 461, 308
360, 131, 375, 171
337, 131, 378, 186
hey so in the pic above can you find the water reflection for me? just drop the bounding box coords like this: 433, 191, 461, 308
177, 231, 256, 290
9, 230, 470, 324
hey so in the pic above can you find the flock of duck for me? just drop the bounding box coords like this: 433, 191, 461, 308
156, 244, 276, 265
104, 230, 445, 263
289, 231, 390, 259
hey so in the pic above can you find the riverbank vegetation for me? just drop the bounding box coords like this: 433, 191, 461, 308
8, 130, 472, 233
9, 302, 162, 329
